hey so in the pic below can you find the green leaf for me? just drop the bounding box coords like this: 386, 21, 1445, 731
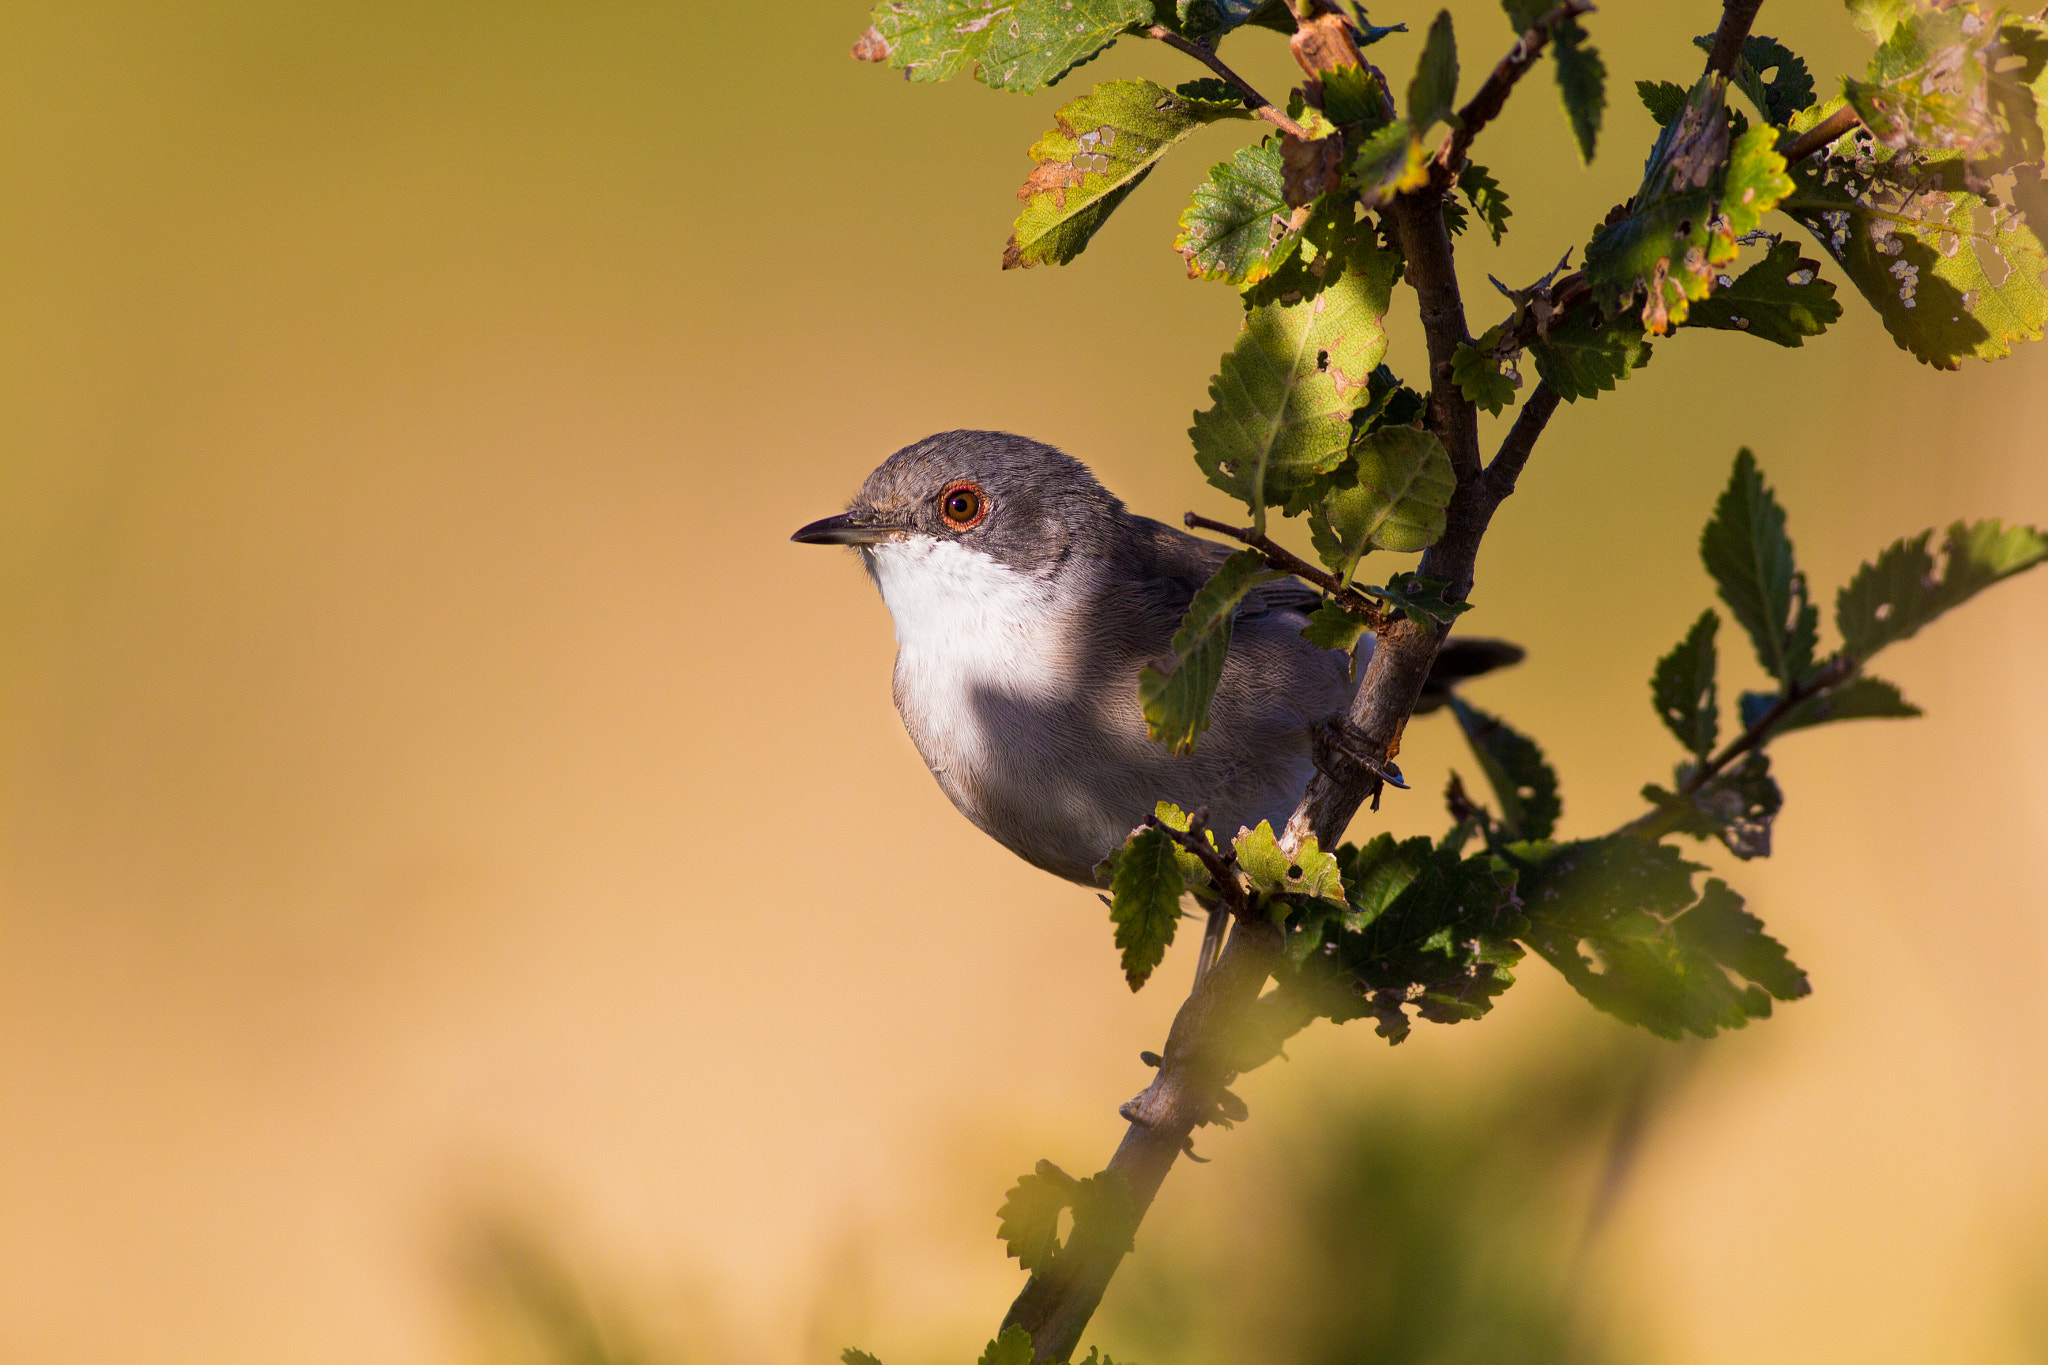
1764, 674, 1922, 735
1645, 752, 1782, 860
1836, 520, 2048, 659
1450, 699, 1561, 841
1553, 15, 1606, 163
1175, 0, 1276, 40
1107, 827, 1185, 990
1652, 610, 1720, 759
1371, 571, 1472, 625
1586, 77, 1794, 332
1637, 79, 1688, 127
997, 1161, 1077, 1271
1730, 34, 1816, 126
1458, 161, 1512, 244
842, 1351, 885, 1365
1782, 101, 2048, 368
977, 0, 1154, 92
1005, 80, 1250, 270
1301, 600, 1370, 653
1408, 10, 1460, 137
1685, 239, 1843, 346
865, 0, 1011, 84
1191, 227, 1401, 528
1451, 328, 1517, 415
1307, 425, 1456, 577
1235, 821, 1347, 906
1528, 305, 1650, 400
1138, 550, 1285, 753
980, 1325, 1038, 1365
1348, 118, 1431, 207
1700, 449, 1817, 686
1321, 63, 1393, 128
1518, 837, 1808, 1038
1174, 141, 1298, 285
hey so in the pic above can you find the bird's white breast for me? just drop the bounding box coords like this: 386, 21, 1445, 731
862, 536, 1068, 781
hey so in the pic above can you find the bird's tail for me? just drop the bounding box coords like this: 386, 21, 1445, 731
1414, 637, 1525, 713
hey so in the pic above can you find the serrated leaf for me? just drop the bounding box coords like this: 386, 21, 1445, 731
1408, 10, 1459, 137
1637, 79, 1687, 127
1006, 80, 1250, 270
1176, 0, 1273, 40
1175, 141, 1298, 284
866, 0, 1011, 83
1689, 32, 1816, 127
1348, 118, 1431, 207
1371, 571, 1471, 624
980, 1325, 1037, 1365
1301, 600, 1370, 653
1139, 550, 1285, 753
1767, 674, 1922, 735
1528, 305, 1650, 400
1700, 449, 1818, 685
1518, 837, 1808, 1038
977, 0, 1153, 92
1321, 63, 1392, 127
1192, 232, 1401, 528
1586, 78, 1793, 332
1646, 752, 1781, 859
842, 1351, 885, 1365
1450, 698, 1560, 841
1306, 426, 1456, 578
1554, 15, 1606, 162
1686, 239, 1843, 345
1783, 102, 2048, 367
1108, 827, 1185, 990
1235, 821, 1346, 905
1836, 519, 2048, 659
1458, 161, 1512, 244
997, 1161, 1078, 1271
1451, 330, 1517, 415
1653, 609, 1720, 759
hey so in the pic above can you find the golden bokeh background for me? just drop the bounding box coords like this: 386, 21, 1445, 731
0, 2, 2043, 1362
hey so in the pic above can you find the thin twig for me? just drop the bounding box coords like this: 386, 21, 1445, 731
1146, 26, 1311, 139
1483, 382, 1561, 501
1781, 105, 1863, 163
1183, 512, 1387, 628
1702, 0, 1767, 81
1150, 807, 1253, 920
1440, 0, 1595, 176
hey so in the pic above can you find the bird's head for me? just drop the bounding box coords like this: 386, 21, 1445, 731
790, 430, 1122, 577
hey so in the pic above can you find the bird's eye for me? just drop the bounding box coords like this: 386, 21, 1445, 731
939, 481, 986, 530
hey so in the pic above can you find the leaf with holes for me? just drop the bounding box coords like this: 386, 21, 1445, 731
1139, 550, 1285, 754
1701, 449, 1818, 686
1106, 826, 1185, 990
1450, 699, 1560, 841
1408, 10, 1459, 137
976, 0, 1154, 91
1836, 520, 2048, 660
1686, 239, 1842, 346
1191, 234, 1401, 526
1690, 32, 1816, 127
1518, 837, 1808, 1039
864, 0, 1011, 83
1653, 609, 1720, 759
1372, 571, 1472, 625
1645, 752, 1782, 860
1235, 821, 1346, 906
1175, 140, 1299, 285
997, 1161, 1077, 1271
1006, 80, 1250, 270
1529, 305, 1650, 401
1307, 425, 1456, 580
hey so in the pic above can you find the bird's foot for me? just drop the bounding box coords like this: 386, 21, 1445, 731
1311, 716, 1408, 807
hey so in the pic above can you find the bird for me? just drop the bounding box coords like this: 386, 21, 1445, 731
790, 430, 1517, 936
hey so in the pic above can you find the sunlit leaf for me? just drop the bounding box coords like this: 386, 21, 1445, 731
1307, 425, 1456, 578
1175, 140, 1299, 285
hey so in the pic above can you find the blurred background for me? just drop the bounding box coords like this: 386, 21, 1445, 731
0, 2, 2043, 1363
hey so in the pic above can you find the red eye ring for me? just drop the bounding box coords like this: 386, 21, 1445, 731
939, 480, 987, 531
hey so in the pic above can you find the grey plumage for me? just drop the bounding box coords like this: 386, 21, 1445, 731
792, 430, 1513, 887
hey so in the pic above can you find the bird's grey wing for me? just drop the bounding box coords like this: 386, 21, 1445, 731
1123, 515, 1324, 617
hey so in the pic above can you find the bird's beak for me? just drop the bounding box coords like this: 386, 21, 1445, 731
790, 511, 897, 546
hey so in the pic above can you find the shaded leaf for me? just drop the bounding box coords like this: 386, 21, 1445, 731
1837, 519, 2048, 658
1371, 571, 1472, 624
1528, 305, 1650, 400
1518, 836, 1807, 1039
1685, 238, 1843, 346
1700, 448, 1817, 685
1554, 15, 1606, 162
1006, 80, 1250, 270
1192, 228, 1401, 525
1450, 699, 1561, 841
842, 1352, 885, 1365
1307, 425, 1456, 577
1637, 78, 1688, 127
980, 1325, 1038, 1365
1175, 140, 1299, 285
1645, 752, 1781, 860
1764, 674, 1922, 734
1452, 327, 1518, 415
1459, 161, 1512, 244
996, 1161, 1077, 1271
1176, 0, 1278, 40
1301, 600, 1370, 653
1139, 550, 1284, 754
1108, 826, 1186, 990
1652, 610, 1720, 759
1690, 32, 1816, 127
1408, 10, 1460, 137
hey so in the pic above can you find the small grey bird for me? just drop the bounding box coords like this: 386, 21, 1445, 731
792, 430, 1514, 892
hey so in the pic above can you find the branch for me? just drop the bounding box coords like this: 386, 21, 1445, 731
1702, 0, 1766, 81
1483, 382, 1561, 502
1151, 806, 1252, 919
1440, 0, 1596, 176
1183, 512, 1387, 628
1146, 26, 1311, 139
1781, 105, 1863, 163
